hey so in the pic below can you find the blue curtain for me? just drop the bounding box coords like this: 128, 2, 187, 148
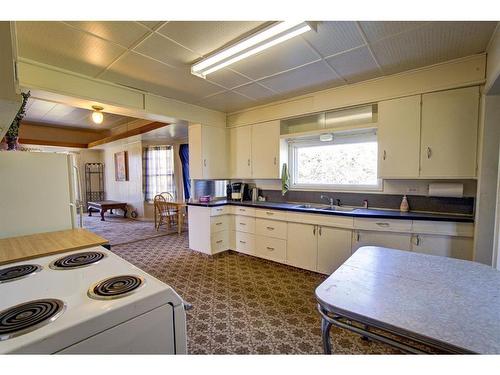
179, 144, 190, 200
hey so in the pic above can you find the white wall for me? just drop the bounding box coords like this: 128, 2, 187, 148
486, 23, 500, 93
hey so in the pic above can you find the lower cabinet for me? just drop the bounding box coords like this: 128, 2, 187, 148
286, 223, 317, 271
317, 226, 352, 275
235, 231, 255, 255
255, 235, 286, 263
352, 230, 412, 253
411, 234, 473, 260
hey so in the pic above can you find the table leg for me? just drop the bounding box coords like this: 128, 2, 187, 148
100, 209, 106, 221
123, 208, 127, 218
154, 205, 157, 229
178, 208, 182, 235
88, 207, 92, 217
321, 316, 333, 354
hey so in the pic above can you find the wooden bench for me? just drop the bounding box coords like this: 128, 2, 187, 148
88, 200, 128, 221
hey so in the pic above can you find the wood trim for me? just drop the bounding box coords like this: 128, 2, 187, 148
19, 138, 88, 148
20, 121, 107, 134
88, 121, 168, 148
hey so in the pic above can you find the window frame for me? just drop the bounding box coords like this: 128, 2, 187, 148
287, 128, 383, 192
143, 145, 176, 202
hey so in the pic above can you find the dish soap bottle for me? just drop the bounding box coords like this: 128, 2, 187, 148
400, 195, 409, 212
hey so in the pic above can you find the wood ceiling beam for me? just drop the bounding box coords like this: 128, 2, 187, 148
87, 121, 169, 148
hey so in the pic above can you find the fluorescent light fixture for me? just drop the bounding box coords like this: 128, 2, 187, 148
191, 21, 312, 78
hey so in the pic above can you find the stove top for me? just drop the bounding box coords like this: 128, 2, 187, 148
0, 264, 42, 284
49, 251, 106, 270
88, 275, 145, 300
0, 299, 65, 341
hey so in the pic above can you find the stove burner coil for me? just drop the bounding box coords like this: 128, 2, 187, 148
88, 275, 144, 300
0, 299, 65, 341
50, 251, 106, 270
0, 264, 42, 283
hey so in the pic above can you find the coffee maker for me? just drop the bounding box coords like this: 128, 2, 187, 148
227, 182, 251, 201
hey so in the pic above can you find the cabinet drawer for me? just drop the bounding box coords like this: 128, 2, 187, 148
233, 206, 256, 217
210, 215, 229, 233
211, 231, 229, 253
354, 218, 412, 233
255, 235, 286, 263
235, 231, 255, 255
255, 209, 288, 221
255, 218, 287, 239
210, 206, 229, 216
234, 215, 255, 233
411, 221, 474, 237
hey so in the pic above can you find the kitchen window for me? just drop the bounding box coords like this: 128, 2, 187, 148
143, 145, 176, 202
288, 128, 381, 190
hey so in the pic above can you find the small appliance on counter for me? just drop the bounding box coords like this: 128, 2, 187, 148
227, 182, 252, 202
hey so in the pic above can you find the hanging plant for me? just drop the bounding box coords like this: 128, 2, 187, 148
4, 91, 31, 151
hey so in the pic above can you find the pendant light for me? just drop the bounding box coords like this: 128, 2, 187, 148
91, 105, 104, 124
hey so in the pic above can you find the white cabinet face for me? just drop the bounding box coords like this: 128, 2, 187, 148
188, 124, 227, 179
411, 234, 473, 261
286, 222, 318, 271
378, 95, 421, 178
188, 124, 203, 180
317, 226, 352, 275
352, 230, 412, 253
251, 121, 281, 179
229, 126, 252, 178
420, 86, 479, 178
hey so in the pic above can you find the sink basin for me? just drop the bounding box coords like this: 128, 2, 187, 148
293, 203, 354, 212
321, 206, 355, 212
293, 204, 326, 209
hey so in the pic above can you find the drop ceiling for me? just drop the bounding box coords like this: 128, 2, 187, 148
23, 98, 136, 129
16, 21, 498, 113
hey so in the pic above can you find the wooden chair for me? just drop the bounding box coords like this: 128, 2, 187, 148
153, 194, 178, 231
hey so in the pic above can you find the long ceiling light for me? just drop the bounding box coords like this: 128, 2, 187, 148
191, 21, 312, 78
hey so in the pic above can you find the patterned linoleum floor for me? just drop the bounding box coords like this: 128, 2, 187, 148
111, 232, 402, 354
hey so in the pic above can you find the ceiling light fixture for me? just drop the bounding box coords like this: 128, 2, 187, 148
91, 105, 104, 124
191, 21, 312, 78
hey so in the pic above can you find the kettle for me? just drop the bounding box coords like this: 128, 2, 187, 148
251, 187, 259, 202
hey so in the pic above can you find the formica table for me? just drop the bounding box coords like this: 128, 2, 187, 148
88, 200, 127, 221
315, 246, 500, 354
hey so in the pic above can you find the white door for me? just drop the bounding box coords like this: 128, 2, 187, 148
317, 226, 352, 275
251, 120, 281, 179
286, 222, 318, 271
351, 230, 412, 253
229, 126, 252, 178
378, 95, 421, 178
411, 234, 473, 261
420, 86, 479, 178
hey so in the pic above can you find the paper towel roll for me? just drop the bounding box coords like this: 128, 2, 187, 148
428, 183, 464, 198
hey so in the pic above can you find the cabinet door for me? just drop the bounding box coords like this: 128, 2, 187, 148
229, 126, 252, 178
378, 95, 421, 178
188, 124, 203, 180
286, 222, 317, 271
411, 234, 473, 260
251, 120, 281, 179
420, 86, 479, 178
202, 125, 228, 179
352, 230, 412, 253
317, 226, 352, 275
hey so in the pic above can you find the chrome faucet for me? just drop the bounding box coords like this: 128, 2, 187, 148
320, 194, 335, 208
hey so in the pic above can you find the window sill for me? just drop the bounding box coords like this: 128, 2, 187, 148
290, 182, 384, 193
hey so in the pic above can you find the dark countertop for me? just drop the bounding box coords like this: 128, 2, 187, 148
315, 246, 500, 353
187, 200, 474, 223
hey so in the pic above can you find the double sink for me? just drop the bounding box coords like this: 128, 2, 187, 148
293, 203, 355, 212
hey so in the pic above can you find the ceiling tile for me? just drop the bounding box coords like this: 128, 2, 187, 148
232, 83, 276, 100
258, 60, 343, 94
205, 68, 251, 89
359, 21, 428, 43
16, 21, 126, 77
197, 91, 256, 112
326, 46, 381, 83
134, 33, 201, 68
65, 21, 151, 48
101, 52, 223, 104
371, 21, 498, 75
24, 99, 57, 120
137, 21, 165, 30
302, 21, 365, 57
157, 21, 266, 55
229, 37, 320, 80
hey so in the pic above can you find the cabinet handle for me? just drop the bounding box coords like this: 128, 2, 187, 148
204, 159, 207, 167
248, 159, 251, 166
274, 157, 277, 165
356, 232, 360, 242
383, 150, 387, 160
266, 226, 275, 231
319, 226, 322, 236
216, 208, 223, 212
376, 222, 390, 227
239, 240, 246, 244
413, 235, 420, 246
239, 222, 246, 226
239, 208, 245, 212
266, 211, 274, 215
266, 246, 275, 251
215, 222, 222, 226
426, 147, 432, 159
313, 226, 316, 235
216, 240, 223, 244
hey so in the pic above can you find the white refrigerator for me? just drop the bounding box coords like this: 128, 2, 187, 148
0, 152, 82, 239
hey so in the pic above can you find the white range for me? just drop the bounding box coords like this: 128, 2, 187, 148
0, 246, 187, 354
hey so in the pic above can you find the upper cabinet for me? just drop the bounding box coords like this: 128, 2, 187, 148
420, 86, 479, 178
378, 95, 421, 178
189, 124, 228, 180
377, 86, 479, 179
229, 120, 281, 179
